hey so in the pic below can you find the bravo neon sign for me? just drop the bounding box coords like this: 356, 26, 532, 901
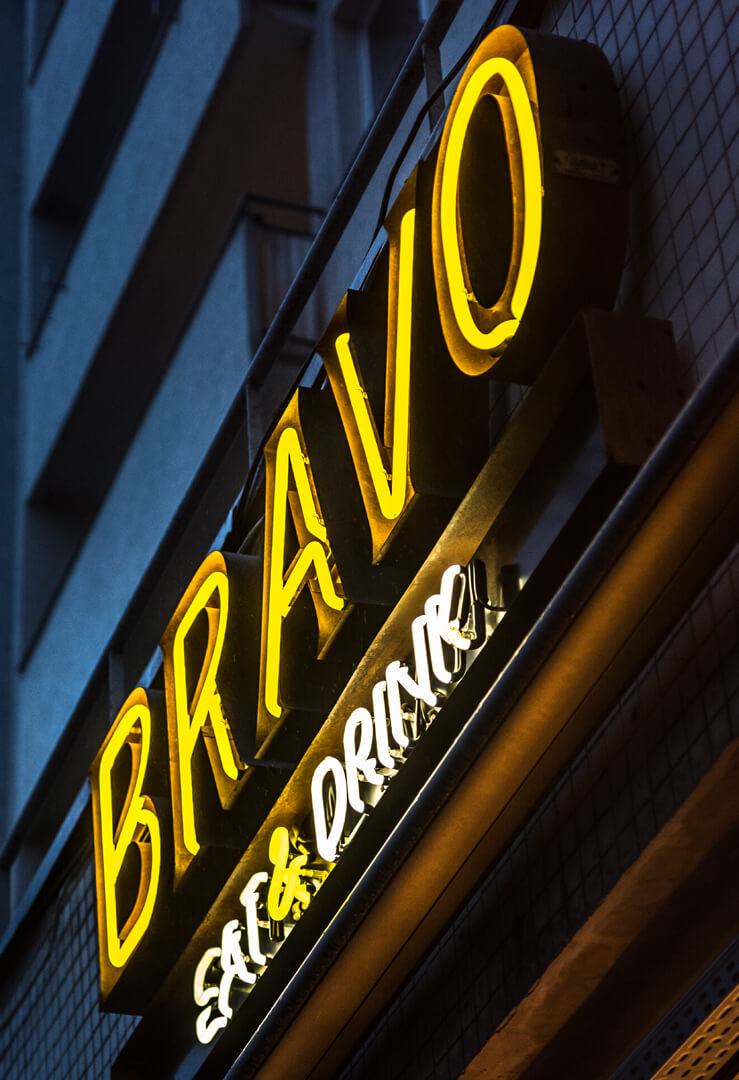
89, 23, 625, 1017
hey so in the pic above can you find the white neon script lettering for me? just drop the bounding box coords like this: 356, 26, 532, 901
310, 563, 483, 863
193, 919, 257, 1044
194, 869, 274, 1043
192, 562, 488, 1041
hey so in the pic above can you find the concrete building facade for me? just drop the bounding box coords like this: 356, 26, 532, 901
0, 0, 736, 1078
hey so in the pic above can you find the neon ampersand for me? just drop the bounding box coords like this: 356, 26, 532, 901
266, 826, 312, 923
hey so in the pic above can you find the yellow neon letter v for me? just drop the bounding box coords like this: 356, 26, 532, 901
328, 207, 416, 559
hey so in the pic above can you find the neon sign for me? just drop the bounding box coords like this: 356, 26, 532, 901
89, 22, 626, 1018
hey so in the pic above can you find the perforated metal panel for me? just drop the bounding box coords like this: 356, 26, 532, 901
612, 941, 739, 1080
651, 986, 739, 1080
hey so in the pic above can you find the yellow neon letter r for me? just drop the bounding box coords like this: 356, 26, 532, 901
162, 552, 244, 881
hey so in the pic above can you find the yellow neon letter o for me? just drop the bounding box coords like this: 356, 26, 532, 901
432, 26, 543, 375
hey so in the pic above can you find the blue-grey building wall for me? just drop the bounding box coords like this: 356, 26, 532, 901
0, 0, 23, 871
0, 0, 736, 1077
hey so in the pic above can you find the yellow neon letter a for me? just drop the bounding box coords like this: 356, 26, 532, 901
321, 199, 416, 560
260, 396, 345, 735
91, 687, 161, 988
162, 551, 244, 881
432, 25, 543, 375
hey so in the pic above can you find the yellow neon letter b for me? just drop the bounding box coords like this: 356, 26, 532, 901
91, 687, 161, 988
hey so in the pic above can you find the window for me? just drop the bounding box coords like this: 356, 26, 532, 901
333, 0, 422, 166
27, 0, 180, 353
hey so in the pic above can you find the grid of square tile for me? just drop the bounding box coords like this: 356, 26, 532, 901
540, 0, 738, 387
337, 537, 739, 1080
1, 3, 734, 1078
0, 847, 137, 1080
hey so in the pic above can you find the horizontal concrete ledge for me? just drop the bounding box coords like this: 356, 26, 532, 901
462, 739, 739, 1080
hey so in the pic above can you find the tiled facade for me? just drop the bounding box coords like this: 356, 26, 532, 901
0, 1, 735, 1078
339, 540, 739, 1080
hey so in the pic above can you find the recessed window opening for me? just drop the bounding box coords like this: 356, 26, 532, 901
333, 0, 422, 167
27, 0, 181, 355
